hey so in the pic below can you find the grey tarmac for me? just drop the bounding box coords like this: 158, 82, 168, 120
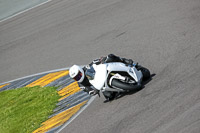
1, 0, 200, 133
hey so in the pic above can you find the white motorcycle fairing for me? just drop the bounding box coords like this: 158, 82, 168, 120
89, 64, 107, 90
88, 62, 143, 92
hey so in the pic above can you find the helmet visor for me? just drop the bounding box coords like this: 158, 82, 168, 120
73, 71, 83, 81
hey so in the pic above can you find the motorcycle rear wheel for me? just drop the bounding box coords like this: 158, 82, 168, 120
137, 66, 150, 80
111, 79, 141, 91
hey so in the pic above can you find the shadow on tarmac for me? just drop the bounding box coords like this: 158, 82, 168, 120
106, 74, 156, 103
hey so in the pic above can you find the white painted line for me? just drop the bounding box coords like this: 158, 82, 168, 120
0, 67, 69, 86
55, 95, 97, 133
0, 0, 52, 23
0, 64, 92, 133
0, 65, 85, 86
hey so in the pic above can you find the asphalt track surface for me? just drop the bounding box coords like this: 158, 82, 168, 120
1, 0, 200, 133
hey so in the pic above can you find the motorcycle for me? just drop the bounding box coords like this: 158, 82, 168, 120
85, 62, 150, 99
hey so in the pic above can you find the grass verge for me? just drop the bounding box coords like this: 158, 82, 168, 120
0, 86, 60, 133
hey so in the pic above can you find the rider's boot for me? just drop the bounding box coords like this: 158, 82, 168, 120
104, 98, 111, 103
121, 58, 134, 66
103, 91, 115, 103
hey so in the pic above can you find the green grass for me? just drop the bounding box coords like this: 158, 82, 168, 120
0, 86, 60, 133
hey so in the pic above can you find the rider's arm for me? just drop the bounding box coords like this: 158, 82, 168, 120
79, 76, 99, 96
80, 85, 99, 96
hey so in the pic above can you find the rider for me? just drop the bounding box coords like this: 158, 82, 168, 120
69, 54, 134, 102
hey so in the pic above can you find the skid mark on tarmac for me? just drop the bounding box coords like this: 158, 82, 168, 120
0, 69, 92, 133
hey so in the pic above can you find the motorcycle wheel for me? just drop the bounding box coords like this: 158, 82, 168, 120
111, 79, 141, 91
137, 66, 150, 80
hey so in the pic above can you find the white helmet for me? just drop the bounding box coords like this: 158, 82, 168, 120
69, 65, 85, 82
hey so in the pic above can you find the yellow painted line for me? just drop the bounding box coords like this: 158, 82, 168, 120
33, 100, 88, 133
0, 83, 10, 89
26, 70, 69, 87
58, 82, 79, 95
58, 82, 81, 101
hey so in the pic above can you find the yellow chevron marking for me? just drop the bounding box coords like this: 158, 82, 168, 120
33, 100, 87, 133
0, 83, 10, 89
58, 82, 81, 101
26, 70, 69, 87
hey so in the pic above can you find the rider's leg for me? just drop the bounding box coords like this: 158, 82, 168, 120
105, 54, 134, 66
104, 54, 122, 63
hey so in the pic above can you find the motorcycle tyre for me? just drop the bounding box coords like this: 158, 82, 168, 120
137, 66, 150, 80
111, 79, 142, 91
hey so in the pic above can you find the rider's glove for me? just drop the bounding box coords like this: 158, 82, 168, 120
80, 86, 86, 91
89, 89, 99, 96
92, 59, 101, 65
